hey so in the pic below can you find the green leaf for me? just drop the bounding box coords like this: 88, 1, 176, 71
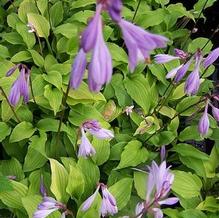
54, 23, 78, 38
0, 181, 28, 209
188, 38, 213, 55
50, 1, 64, 27
37, 0, 48, 15
50, 159, 70, 203
0, 158, 24, 181
18, 1, 38, 23
27, 13, 50, 38
11, 51, 31, 62
109, 178, 133, 210
117, 140, 149, 169
66, 165, 85, 200
0, 122, 11, 142
0, 45, 10, 58
43, 71, 63, 90
71, 0, 96, 9
0, 176, 13, 192
180, 209, 207, 218
44, 85, 63, 115
9, 121, 36, 143
29, 50, 44, 67
124, 75, 152, 114
91, 138, 110, 166
77, 158, 100, 197
172, 170, 202, 198
134, 171, 147, 200
107, 43, 128, 64
173, 143, 209, 160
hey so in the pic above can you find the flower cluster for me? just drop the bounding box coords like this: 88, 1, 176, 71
135, 161, 178, 218
81, 183, 118, 217
198, 98, 219, 136
6, 64, 30, 106
70, 0, 168, 92
78, 120, 114, 158
155, 47, 219, 95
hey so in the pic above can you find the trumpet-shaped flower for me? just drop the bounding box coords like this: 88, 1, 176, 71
198, 103, 209, 136
118, 19, 168, 72
6, 64, 30, 106
154, 54, 179, 64
211, 105, 219, 122
203, 47, 219, 68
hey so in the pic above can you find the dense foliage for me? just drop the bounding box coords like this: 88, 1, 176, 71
0, 0, 219, 217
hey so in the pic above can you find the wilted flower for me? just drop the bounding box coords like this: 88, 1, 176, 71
203, 47, 219, 68
27, 22, 36, 33
81, 183, 118, 217
78, 120, 114, 158
135, 161, 178, 218
6, 64, 30, 106
198, 103, 209, 136
33, 197, 66, 218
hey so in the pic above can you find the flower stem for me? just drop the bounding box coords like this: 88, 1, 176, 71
56, 82, 71, 144
0, 87, 21, 123
132, 0, 142, 22
45, 38, 53, 55
29, 74, 36, 104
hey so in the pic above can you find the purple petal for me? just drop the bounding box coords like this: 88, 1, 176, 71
70, 49, 87, 89
203, 47, 219, 68
174, 48, 188, 59
166, 65, 183, 79
135, 202, 144, 218
154, 54, 179, 64
158, 197, 179, 205
81, 186, 100, 211
78, 128, 96, 158
160, 145, 166, 162
108, 0, 122, 22
212, 105, 219, 122
198, 104, 209, 136
8, 80, 21, 106
152, 208, 163, 218
33, 209, 58, 218
81, 5, 102, 52
19, 68, 29, 103
174, 58, 193, 83
88, 128, 114, 139
184, 70, 200, 96
6, 65, 18, 77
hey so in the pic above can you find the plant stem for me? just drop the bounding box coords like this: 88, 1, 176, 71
144, 98, 206, 143
56, 82, 71, 144
29, 74, 36, 104
36, 34, 43, 56
132, 0, 142, 22
0, 87, 21, 123
45, 38, 53, 55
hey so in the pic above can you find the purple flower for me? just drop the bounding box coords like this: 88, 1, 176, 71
70, 49, 87, 89
160, 146, 166, 162
78, 128, 96, 158
184, 53, 202, 95
166, 65, 183, 79
154, 54, 179, 64
211, 105, 219, 122
81, 185, 100, 211
203, 47, 219, 68
118, 19, 168, 72
135, 202, 144, 218
6, 65, 30, 106
33, 197, 66, 218
174, 48, 188, 59
88, 14, 112, 92
81, 183, 118, 217
101, 185, 118, 216
152, 208, 163, 218
83, 120, 114, 139
124, 105, 134, 116
40, 176, 47, 197
198, 103, 209, 136
174, 58, 193, 83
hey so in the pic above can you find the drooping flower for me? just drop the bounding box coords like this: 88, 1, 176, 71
33, 197, 66, 218
124, 105, 134, 116
211, 105, 219, 122
135, 161, 178, 218
174, 48, 188, 59
101, 185, 118, 216
184, 52, 202, 95
6, 64, 30, 106
135, 202, 144, 218
166, 65, 183, 79
203, 47, 219, 68
118, 19, 168, 72
81, 183, 118, 217
78, 128, 96, 158
160, 145, 166, 162
198, 103, 209, 136
83, 120, 114, 139
40, 176, 47, 197
78, 120, 114, 158
27, 22, 36, 33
